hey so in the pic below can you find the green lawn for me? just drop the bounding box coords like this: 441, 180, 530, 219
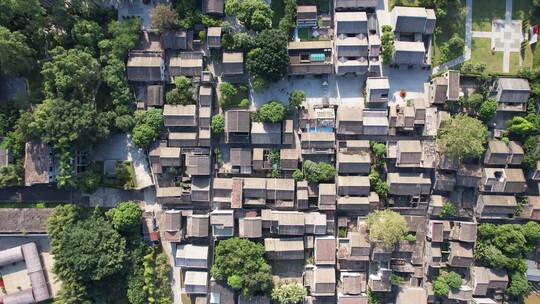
523, 43, 535, 68
471, 37, 503, 72
271, 0, 284, 27
432, 0, 467, 65
509, 52, 521, 74
472, 0, 505, 31
388, 0, 420, 8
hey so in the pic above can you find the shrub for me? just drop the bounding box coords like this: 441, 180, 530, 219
211, 114, 225, 134
288, 90, 306, 109
440, 202, 457, 218
367, 210, 407, 248
272, 282, 306, 304
303, 160, 336, 183
258, 101, 287, 123
292, 169, 304, 182
239, 98, 250, 108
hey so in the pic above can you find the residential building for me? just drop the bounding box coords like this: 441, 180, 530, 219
239, 217, 262, 238
210, 210, 234, 237
337, 151, 371, 174
337, 104, 363, 136
471, 266, 508, 297
222, 52, 244, 76
163, 104, 197, 127
480, 168, 526, 194
184, 271, 208, 294
251, 122, 282, 145
493, 78, 530, 112
175, 244, 209, 269
315, 236, 336, 265
225, 110, 251, 144
429, 70, 460, 105
207, 27, 221, 48
334, 0, 378, 11
476, 195, 517, 219
387, 172, 431, 196
203, 0, 224, 14
297, 5, 317, 27
127, 53, 164, 82
169, 52, 204, 78
186, 214, 209, 238
161, 30, 187, 50
334, 12, 369, 75
319, 183, 337, 211
265, 237, 304, 260
366, 77, 390, 107
288, 41, 333, 75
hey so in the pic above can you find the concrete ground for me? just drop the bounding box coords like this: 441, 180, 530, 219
118, 0, 152, 29
250, 75, 365, 109
92, 133, 154, 190
2, 263, 31, 293
384, 67, 431, 95
162, 240, 183, 304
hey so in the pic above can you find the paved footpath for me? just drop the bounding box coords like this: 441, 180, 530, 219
502, 0, 513, 72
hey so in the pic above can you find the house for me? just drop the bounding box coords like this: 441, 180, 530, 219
315, 237, 336, 265
169, 132, 198, 147
334, 12, 369, 75
312, 266, 336, 296
239, 217, 262, 238
456, 163, 482, 188
161, 30, 187, 50
471, 266, 508, 296
262, 210, 305, 235
337, 105, 363, 136
297, 5, 317, 27
337, 151, 371, 174
199, 86, 213, 107
483, 140, 524, 166
335, 0, 378, 10
280, 149, 299, 171
213, 178, 233, 206
199, 106, 211, 129
175, 244, 209, 268
210, 209, 234, 237
184, 271, 208, 294
337, 176, 370, 196
366, 77, 390, 107
225, 110, 250, 144
149, 146, 182, 168
222, 52, 244, 76
339, 272, 367, 296
391, 6, 436, 35
362, 109, 388, 135
301, 132, 335, 155
207, 27, 221, 48
191, 177, 211, 202
288, 41, 333, 75
185, 153, 211, 176
146, 85, 164, 107
162, 210, 182, 241
24, 141, 54, 186
169, 52, 204, 77
186, 214, 209, 238
300, 106, 335, 130
210, 279, 234, 304
447, 242, 474, 267
520, 196, 540, 220
127, 54, 164, 82
0, 208, 53, 234
533, 161, 540, 181
230, 148, 252, 175
266, 178, 295, 205
337, 196, 371, 214
493, 78, 530, 112
450, 221, 477, 243
163, 104, 197, 127
242, 178, 266, 206
264, 237, 304, 260
319, 183, 337, 211
387, 172, 431, 196
429, 70, 460, 105
282, 119, 294, 145
396, 287, 427, 304
156, 187, 184, 204
480, 168, 526, 193
304, 212, 327, 235
203, 0, 224, 14
251, 122, 282, 145
476, 195, 517, 219
393, 41, 426, 66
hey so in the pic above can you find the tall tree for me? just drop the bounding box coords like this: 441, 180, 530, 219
367, 210, 408, 248
436, 114, 488, 161
41, 47, 100, 101
71, 19, 104, 54
105, 201, 142, 234
0, 26, 35, 76
247, 29, 288, 82
150, 4, 179, 31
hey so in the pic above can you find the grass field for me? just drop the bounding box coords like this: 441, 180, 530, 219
472, 0, 505, 31
471, 37, 503, 72
509, 52, 521, 74
433, 0, 467, 65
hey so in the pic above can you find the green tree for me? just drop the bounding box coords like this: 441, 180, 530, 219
225, 0, 273, 31
232, 32, 255, 50
445, 272, 462, 289
292, 169, 304, 182
302, 160, 336, 183
381, 26, 394, 64
0, 26, 35, 76
436, 114, 488, 161
42, 47, 100, 101
150, 4, 179, 31
77, 163, 102, 194
211, 237, 273, 297
166, 76, 194, 105
463, 93, 484, 113
433, 276, 450, 297
507, 271, 530, 298
440, 202, 457, 218
258, 100, 287, 123
51, 217, 127, 282
30, 98, 111, 151
0, 164, 23, 187
288, 90, 305, 109
132, 109, 163, 149
271, 282, 306, 304
71, 20, 104, 54
211, 114, 225, 134
506, 116, 536, 139
105, 201, 142, 234
219, 82, 238, 108
478, 98, 497, 122
247, 29, 288, 82
367, 210, 407, 248
439, 33, 464, 63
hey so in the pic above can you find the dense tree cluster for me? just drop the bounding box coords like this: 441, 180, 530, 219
247, 29, 289, 82
272, 282, 306, 304
258, 100, 287, 123
381, 25, 394, 65
225, 0, 273, 31
433, 271, 462, 297
150, 4, 179, 32
166, 76, 195, 105
475, 222, 540, 299
211, 237, 273, 297
132, 108, 164, 149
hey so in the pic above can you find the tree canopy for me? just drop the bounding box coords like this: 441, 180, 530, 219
247, 29, 288, 82
105, 201, 142, 234
166, 76, 195, 105
132, 108, 163, 149
302, 160, 336, 183
225, 0, 272, 31
436, 114, 488, 161
150, 4, 179, 31
367, 210, 408, 248
272, 282, 306, 304
71, 19, 104, 54
0, 25, 35, 76
211, 237, 273, 297
42, 47, 101, 101
211, 114, 225, 134
258, 100, 287, 123
288, 90, 305, 109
